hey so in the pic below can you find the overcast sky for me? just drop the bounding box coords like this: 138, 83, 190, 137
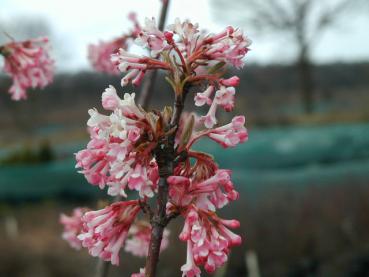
1, 0, 368, 71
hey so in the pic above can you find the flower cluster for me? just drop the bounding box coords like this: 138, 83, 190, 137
113, 18, 251, 127
0, 37, 54, 100
179, 207, 241, 276
60, 207, 89, 250
75, 85, 160, 198
60, 204, 170, 266
88, 12, 141, 74
88, 37, 128, 75
167, 142, 243, 275
78, 201, 140, 265
62, 17, 250, 277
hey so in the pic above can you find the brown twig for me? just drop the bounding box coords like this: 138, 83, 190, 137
145, 88, 187, 277
139, 199, 154, 219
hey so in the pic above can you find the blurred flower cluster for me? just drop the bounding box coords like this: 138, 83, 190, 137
0, 37, 54, 100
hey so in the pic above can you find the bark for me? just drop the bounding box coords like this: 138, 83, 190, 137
145, 92, 186, 277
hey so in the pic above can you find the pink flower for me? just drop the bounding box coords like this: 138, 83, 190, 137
125, 221, 169, 257
168, 169, 238, 211
167, 175, 193, 207
215, 86, 235, 112
78, 201, 140, 265
135, 17, 168, 56
207, 116, 248, 148
201, 99, 218, 128
181, 240, 201, 277
101, 85, 121, 110
116, 18, 250, 91
76, 87, 158, 197
60, 207, 89, 250
88, 37, 126, 75
179, 207, 241, 275
194, 86, 214, 107
128, 163, 155, 198
0, 37, 54, 100
75, 134, 110, 189
88, 12, 141, 75
168, 18, 199, 44
220, 76, 240, 87
113, 49, 169, 87
205, 27, 252, 68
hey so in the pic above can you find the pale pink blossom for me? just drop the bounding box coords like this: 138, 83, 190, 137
88, 12, 141, 75
112, 48, 169, 87
116, 18, 250, 90
215, 86, 235, 112
128, 163, 155, 198
181, 240, 201, 277
76, 86, 158, 197
0, 37, 54, 100
179, 207, 241, 275
101, 85, 121, 110
220, 76, 240, 87
201, 99, 218, 128
88, 37, 125, 75
194, 85, 214, 107
78, 201, 140, 265
207, 116, 248, 148
60, 207, 89, 250
204, 27, 252, 68
168, 169, 238, 210
168, 18, 200, 47
135, 17, 168, 56
125, 221, 169, 257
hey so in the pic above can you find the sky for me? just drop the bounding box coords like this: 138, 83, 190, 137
1, 0, 368, 71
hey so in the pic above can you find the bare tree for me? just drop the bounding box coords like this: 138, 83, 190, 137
212, 0, 362, 114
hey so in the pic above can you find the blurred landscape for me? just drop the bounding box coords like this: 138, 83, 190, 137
1, 0, 369, 276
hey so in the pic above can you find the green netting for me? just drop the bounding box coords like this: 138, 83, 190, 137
1, 123, 369, 201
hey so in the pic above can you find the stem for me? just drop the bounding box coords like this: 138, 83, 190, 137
138, 0, 171, 109
95, 260, 110, 277
145, 90, 187, 277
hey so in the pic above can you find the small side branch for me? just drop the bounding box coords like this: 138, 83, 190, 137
139, 199, 154, 219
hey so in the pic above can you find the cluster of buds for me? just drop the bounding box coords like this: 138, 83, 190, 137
75, 85, 173, 198
61, 17, 251, 277
88, 12, 141, 74
179, 207, 241, 275
60, 203, 170, 265
114, 18, 251, 128
60, 207, 89, 250
0, 37, 54, 100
